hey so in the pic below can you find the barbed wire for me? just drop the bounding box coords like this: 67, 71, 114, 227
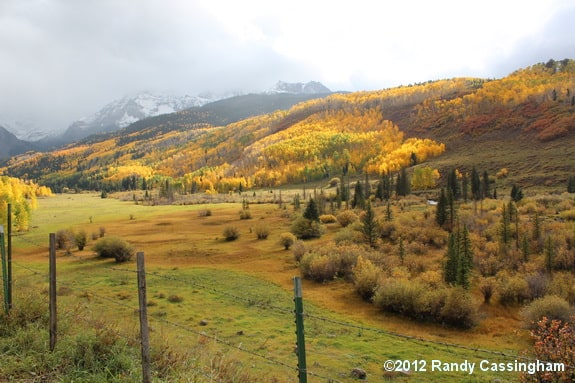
12, 261, 48, 277
111, 267, 295, 315
11, 234, 47, 248
303, 311, 575, 371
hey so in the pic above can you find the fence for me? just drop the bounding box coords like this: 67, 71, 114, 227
3, 229, 575, 382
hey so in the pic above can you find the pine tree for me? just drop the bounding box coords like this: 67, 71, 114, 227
482, 171, 490, 199
510, 184, 523, 202
500, 203, 511, 247
471, 167, 481, 201
385, 200, 393, 222
462, 172, 469, 202
396, 168, 410, 196
361, 200, 379, 248
303, 197, 320, 222
567, 176, 575, 193
447, 168, 461, 200
444, 232, 458, 285
352, 181, 365, 209
456, 225, 473, 289
436, 188, 448, 227
398, 237, 405, 264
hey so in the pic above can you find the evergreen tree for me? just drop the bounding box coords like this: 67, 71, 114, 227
482, 171, 490, 199
522, 235, 530, 262
471, 167, 481, 201
444, 226, 473, 289
444, 232, 458, 285
567, 176, 575, 193
364, 172, 371, 199
375, 180, 384, 201
456, 225, 473, 289
385, 200, 393, 222
447, 187, 456, 229
352, 181, 365, 209
500, 203, 511, 247
447, 168, 461, 200
396, 168, 410, 196
461, 172, 469, 202
398, 237, 405, 264
361, 200, 379, 248
410, 152, 418, 166
510, 184, 524, 202
303, 197, 320, 222
436, 188, 448, 227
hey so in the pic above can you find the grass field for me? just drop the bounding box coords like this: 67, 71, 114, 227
6, 193, 530, 382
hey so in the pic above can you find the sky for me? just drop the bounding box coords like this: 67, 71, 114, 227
1, 0, 575, 133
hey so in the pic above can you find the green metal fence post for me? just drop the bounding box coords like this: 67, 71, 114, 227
1, 225, 8, 315
293, 276, 307, 383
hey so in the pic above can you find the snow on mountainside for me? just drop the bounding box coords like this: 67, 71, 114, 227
63, 92, 214, 142
0, 117, 54, 142
268, 81, 331, 94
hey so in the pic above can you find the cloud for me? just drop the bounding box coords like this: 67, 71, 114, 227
0, 0, 574, 133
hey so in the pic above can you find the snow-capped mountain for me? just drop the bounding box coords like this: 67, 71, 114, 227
62, 92, 214, 142
0, 117, 55, 142
268, 81, 331, 94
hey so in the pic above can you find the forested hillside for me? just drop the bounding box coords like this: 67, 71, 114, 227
4, 59, 575, 193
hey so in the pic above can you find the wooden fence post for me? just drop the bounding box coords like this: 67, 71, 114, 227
1, 225, 8, 315
137, 252, 152, 383
49, 233, 57, 351
7, 204, 12, 310
293, 276, 308, 383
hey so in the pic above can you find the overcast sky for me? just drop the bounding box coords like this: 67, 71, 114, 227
1, 0, 574, 132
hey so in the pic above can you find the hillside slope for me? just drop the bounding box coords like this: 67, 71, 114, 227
4, 60, 575, 192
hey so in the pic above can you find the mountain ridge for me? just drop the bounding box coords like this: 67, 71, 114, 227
4, 61, 575, 192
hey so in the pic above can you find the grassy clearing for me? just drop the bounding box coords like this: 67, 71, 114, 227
6, 193, 527, 382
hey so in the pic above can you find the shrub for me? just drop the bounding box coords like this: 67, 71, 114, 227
373, 279, 425, 319
334, 225, 364, 245
353, 256, 380, 300
439, 287, 478, 329
55, 229, 74, 251
239, 209, 252, 220
336, 210, 358, 227
167, 295, 184, 303
254, 224, 270, 239
222, 226, 240, 241
99, 227, 106, 238
198, 208, 212, 217
319, 214, 337, 224
292, 240, 307, 261
75, 230, 88, 251
279, 232, 296, 250
93, 237, 134, 263
290, 217, 323, 239
498, 275, 530, 305
373, 280, 477, 328
300, 252, 338, 282
521, 295, 573, 329
478, 276, 497, 303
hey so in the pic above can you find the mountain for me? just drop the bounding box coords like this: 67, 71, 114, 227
268, 80, 331, 94
0, 118, 54, 142
59, 92, 214, 143
0, 126, 37, 160
5, 60, 575, 192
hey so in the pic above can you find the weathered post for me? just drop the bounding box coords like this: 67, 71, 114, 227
7, 204, 12, 310
136, 252, 152, 383
1, 225, 8, 315
293, 276, 308, 383
49, 233, 57, 351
